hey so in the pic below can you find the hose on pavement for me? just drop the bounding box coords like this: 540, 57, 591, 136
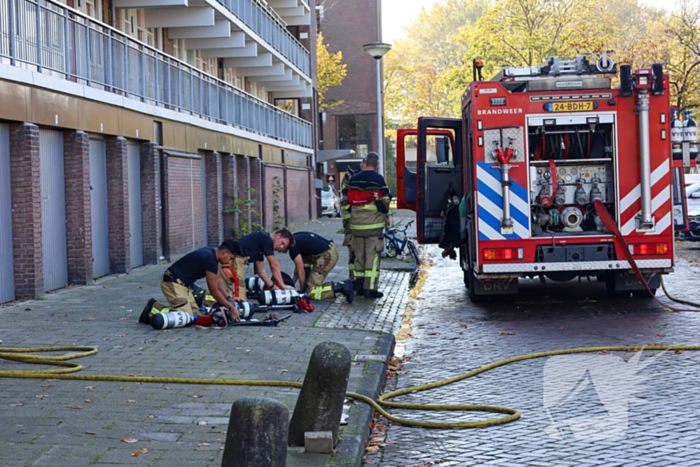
2, 340, 699, 429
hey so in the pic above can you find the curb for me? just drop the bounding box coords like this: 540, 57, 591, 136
331, 332, 395, 466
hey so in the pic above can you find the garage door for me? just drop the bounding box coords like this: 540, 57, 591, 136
0, 124, 14, 303
40, 129, 68, 291
90, 138, 110, 278
128, 142, 143, 268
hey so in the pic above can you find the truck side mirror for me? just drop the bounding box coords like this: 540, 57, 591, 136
691, 192, 700, 199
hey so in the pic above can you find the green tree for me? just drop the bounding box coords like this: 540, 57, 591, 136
317, 32, 347, 111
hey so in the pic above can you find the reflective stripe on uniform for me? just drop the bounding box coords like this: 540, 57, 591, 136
311, 285, 333, 300
205, 295, 215, 302
348, 264, 355, 271
369, 254, 379, 289
354, 271, 365, 277
357, 204, 378, 210
342, 213, 351, 219
350, 223, 386, 230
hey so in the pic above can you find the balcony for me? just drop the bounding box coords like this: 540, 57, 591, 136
0, 0, 313, 148
215, 0, 310, 75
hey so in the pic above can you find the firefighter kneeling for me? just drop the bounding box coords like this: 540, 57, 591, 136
347, 152, 390, 299
289, 231, 354, 303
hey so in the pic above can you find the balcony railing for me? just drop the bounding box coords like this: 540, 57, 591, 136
217, 0, 310, 76
0, 0, 313, 149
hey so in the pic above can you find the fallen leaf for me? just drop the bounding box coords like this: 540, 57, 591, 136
427, 333, 437, 336
40, 384, 51, 388
66, 406, 84, 409
459, 324, 467, 328
9, 403, 24, 407
278, 369, 288, 374
198, 442, 210, 447
191, 395, 203, 399
654, 333, 666, 338
218, 359, 231, 363
148, 415, 158, 418
122, 437, 138, 443
85, 386, 96, 389
35, 395, 48, 398
140, 448, 148, 454
24, 308, 31, 311
498, 332, 516, 335
197, 421, 209, 425
45, 379, 58, 382
473, 343, 479, 346
84, 400, 94, 403
125, 400, 137, 403
85, 431, 97, 435
132, 451, 140, 457
366, 445, 380, 453
675, 349, 683, 354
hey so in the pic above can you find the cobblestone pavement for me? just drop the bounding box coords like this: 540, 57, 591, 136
0, 216, 417, 467
366, 241, 700, 467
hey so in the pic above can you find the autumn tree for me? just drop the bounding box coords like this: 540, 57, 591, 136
384, 0, 487, 125
317, 32, 347, 111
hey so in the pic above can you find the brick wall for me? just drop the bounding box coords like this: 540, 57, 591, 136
205, 151, 223, 246
250, 156, 264, 230
221, 153, 237, 238
63, 130, 92, 285
10, 123, 43, 298
106, 136, 130, 273
286, 168, 312, 227
263, 165, 285, 231
166, 155, 204, 256
235, 155, 251, 234
320, 0, 380, 153
140, 141, 161, 264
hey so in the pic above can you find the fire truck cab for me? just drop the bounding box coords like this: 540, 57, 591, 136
397, 53, 695, 301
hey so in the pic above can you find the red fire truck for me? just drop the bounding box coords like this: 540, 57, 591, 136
396, 53, 695, 301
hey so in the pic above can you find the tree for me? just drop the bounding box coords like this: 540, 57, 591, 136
384, 0, 487, 125
317, 32, 347, 111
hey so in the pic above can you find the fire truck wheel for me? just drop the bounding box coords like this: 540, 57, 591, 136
467, 271, 488, 303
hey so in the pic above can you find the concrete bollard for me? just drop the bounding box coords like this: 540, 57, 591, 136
288, 341, 352, 447
221, 397, 288, 467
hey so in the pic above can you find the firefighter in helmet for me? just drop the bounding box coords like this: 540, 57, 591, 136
340, 168, 355, 281
347, 152, 390, 298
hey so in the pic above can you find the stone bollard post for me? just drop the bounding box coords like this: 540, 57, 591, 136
221, 397, 288, 467
288, 341, 352, 447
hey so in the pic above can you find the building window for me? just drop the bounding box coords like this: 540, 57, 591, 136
337, 115, 372, 159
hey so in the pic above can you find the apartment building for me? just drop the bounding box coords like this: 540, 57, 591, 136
318, 0, 382, 188
0, 0, 318, 303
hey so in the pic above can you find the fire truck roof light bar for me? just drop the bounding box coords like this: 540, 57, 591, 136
502, 53, 617, 79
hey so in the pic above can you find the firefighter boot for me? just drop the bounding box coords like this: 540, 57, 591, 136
333, 280, 355, 304
353, 279, 364, 293
364, 289, 384, 299
139, 298, 157, 324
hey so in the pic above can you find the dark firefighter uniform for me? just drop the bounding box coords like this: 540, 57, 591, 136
289, 232, 354, 302
341, 171, 355, 281
347, 170, 390, 293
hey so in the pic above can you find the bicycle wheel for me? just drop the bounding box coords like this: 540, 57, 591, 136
384, 237, 399, 258
407, 241, 421, 265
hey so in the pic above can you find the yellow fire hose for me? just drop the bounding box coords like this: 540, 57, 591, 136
2, 340, 700, 429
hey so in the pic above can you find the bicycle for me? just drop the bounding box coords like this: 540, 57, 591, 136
384, 220, 421, 265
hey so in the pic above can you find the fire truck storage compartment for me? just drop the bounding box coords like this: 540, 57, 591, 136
536, 243, 614, 262
527, 115, 616, 237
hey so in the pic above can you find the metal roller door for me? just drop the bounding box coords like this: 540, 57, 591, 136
40, 129, 68, 291
0, 124, 14, 303
127, 143, 143, 268
90, 138, 110, 278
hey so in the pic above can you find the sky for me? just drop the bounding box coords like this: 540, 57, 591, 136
382, 0, 676, 45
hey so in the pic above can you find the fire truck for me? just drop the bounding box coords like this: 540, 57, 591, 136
396, 53, 696, 301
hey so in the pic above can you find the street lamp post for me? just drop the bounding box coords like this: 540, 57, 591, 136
363, 42, 392, 177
